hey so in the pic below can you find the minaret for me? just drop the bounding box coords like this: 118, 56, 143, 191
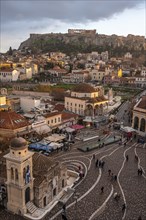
4, 137, 34, 215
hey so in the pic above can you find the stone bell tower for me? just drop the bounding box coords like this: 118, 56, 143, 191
4, 137, 34, 215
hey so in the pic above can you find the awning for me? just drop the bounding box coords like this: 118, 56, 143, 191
45, 134, 65, 142
120, 126, 135, 133
65, 127, 75, 133
49, 142, 62, 149
33, 125, 51, 134
23, 113, 35, 119
70, 124, 84, 130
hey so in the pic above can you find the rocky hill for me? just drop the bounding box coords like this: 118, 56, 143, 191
19, 30, 146, 56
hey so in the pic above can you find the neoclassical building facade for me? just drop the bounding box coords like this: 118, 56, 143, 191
1, 137, 68, 215
132, 96, 146, 136
65, 83, 108, 117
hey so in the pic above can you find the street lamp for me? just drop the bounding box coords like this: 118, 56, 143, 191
73, 191, 80, 220
61, 203, 68, 220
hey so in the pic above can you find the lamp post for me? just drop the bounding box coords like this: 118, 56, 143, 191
61, 203, 67, 220
73, 192, 80, 220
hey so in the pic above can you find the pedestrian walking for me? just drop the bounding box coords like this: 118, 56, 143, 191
126, 155, 129, 161
114, 175, 117, 181
122, 203, 126, 212
92, 154, 95, 160
124, 142, 126, 147
139, 167, 143, 176
135, 155, 138, 162
95, 159, 99, 167
113, 192, 120, 201
101, 161, 105, 168
98, 160, 101, 167
101, 186, 104, 193
108, 169, 111, 176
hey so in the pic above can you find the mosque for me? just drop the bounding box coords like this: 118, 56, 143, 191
65, 83, 108, 117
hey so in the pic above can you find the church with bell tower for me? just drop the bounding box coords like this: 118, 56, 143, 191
1, 136, 68, 217
4, 137, 34, 215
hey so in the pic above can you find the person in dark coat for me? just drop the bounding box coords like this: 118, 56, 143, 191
101, 186, 104, 193
122, 203, 126, 212
95, 159, 99, 167
126, 155, 129, 161
108, 169, 111, 176
114, 175, 117, 181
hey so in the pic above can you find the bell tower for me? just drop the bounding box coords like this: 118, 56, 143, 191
4, 137, 34, 215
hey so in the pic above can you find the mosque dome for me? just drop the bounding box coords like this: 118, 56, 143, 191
10, 137, 27, 150
73, 83, 96, 93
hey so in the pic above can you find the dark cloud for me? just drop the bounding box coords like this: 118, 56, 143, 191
0, 0, 144, 52
1, 0, 144, 24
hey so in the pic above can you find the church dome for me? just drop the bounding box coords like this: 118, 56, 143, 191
10, 137, 27, 150
73, 83, 96, 93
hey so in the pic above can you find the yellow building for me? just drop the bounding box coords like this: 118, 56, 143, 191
118, 68, 122, 78
0, 96, 10, 111
65, 83, 108, 117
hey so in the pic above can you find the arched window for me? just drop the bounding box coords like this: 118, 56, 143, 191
11, 167, 14, 180
134, 116, 139, 130
140, 118, 145, 132
25, 165, 30, 184
62, 179, 64, 188
23, 167, 26, 179
15, 169, 19, 180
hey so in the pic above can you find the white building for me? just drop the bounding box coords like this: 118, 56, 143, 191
141, 69, 146, 77
25, 67, 32, 79
124, 52, 132, 59
135, 76, 146, 88
20, 97, 40, 112
0, 69, 20, 82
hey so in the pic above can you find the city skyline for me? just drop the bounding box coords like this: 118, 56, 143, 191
0, 0, 145, 53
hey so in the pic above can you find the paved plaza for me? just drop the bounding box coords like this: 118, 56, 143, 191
0, 129, 146, 220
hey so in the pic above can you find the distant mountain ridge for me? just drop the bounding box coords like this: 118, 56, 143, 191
19, 31, 146, 56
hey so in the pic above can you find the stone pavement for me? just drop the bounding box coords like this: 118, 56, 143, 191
0, 131, 146, 220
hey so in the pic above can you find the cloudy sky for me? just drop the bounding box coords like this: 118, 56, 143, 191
0, 0, 145, 52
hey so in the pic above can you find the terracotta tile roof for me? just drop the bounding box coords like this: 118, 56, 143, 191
73, 83, 96, 93
62, 112, 78, 121
137, 96, 146, 109
43, 111, 61, 118
0, 69, 13, 72
54, 103, 65, 112
33, 174, 46, 187
0, 111, 30, 129
33, 152, 54, 174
